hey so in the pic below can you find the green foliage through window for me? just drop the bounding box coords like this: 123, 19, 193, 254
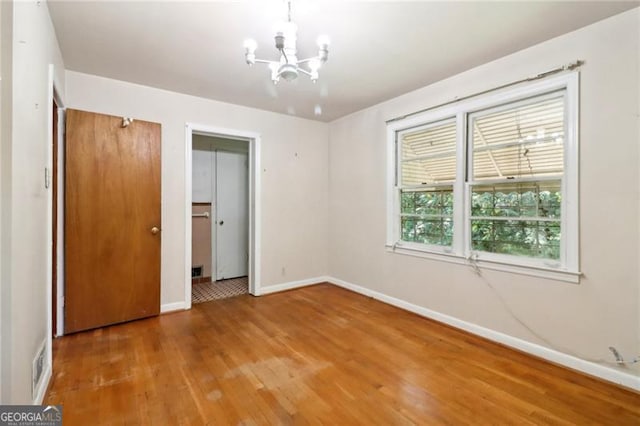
401, 188, 453, 246
471, 182, 561, 259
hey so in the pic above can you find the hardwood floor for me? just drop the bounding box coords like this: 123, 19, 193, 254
46, 284, 640, 425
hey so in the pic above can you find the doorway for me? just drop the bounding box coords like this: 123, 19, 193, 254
185, 124, 261, 308
191, 136, 249, 303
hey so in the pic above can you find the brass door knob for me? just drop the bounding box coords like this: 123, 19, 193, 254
151, 226, 160, 235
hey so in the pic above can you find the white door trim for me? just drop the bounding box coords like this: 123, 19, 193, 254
185, 123, 261, 309
54, 102, 65, 338
45, 64, 66, 400
210, 150, 217, 283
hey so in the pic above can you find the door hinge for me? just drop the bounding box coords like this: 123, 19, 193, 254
44, 167, 50, 189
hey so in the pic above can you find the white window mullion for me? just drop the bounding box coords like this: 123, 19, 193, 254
464, 182, 472, 258
394, 131, 402, 244
469, 216, 561, 223
401, 213, 453, 219
453, 112, 466, 256
386, 126, 399, 246
562, 73, 579, 272
464, 109, 476, 259
468, 175, 563, 186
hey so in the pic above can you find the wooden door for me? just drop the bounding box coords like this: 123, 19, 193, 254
65, 109, 161, 333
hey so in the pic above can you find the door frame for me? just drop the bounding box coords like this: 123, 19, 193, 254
55, 101, 65, 337
46, 65, 66, 355
184, 124, 261, 308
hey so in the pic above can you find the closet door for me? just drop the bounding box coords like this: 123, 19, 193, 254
215, 150, 248, 280
65, 109, 161, 333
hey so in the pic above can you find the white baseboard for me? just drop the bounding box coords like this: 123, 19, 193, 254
327, 276, 640, 392
161, 301, 186, 313
33, 363, 51, 405
258, 276, 328, 296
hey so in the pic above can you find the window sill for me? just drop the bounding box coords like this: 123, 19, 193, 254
384, 244, 581, 284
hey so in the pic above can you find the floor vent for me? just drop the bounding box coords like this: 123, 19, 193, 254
32, 339, 46, 400
192, 266, 203, 278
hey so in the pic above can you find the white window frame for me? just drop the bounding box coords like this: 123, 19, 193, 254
386, 73, 580, 283
396, 117, 458, 254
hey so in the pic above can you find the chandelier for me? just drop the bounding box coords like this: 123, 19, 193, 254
243, 1, 330, 84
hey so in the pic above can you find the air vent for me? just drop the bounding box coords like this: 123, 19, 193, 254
192, 266, 203, 278
32, 339, 46, 400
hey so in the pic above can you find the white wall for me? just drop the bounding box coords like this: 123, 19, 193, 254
0, 0, 9, 405
191, 135, 249, 203
65, 71, 330, 304
0, 0, 66, 403
328, 9, 639, 376
192, 140, 214, 204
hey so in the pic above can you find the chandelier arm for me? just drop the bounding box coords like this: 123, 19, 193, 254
280, 48, 289, 64
253, 59, 274, 65
297, 68, 313, 77
297, 57, 320, 65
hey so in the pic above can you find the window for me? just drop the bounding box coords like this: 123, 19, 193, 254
387, 74, 579, 281
468, 93, 564, 261
398, 119, 456, 247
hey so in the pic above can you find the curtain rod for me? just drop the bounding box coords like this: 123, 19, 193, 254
386, 60, 585, 124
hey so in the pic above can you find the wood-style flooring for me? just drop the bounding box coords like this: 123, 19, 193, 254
46, 283, 640, 425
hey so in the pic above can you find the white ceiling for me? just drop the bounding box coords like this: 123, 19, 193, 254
48, 1, 637, 122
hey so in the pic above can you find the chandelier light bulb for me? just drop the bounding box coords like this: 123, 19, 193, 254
317, 35, 330, 63
244, 39, 257, 65
243, 39, 257, 53
269, 62, 280, 84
